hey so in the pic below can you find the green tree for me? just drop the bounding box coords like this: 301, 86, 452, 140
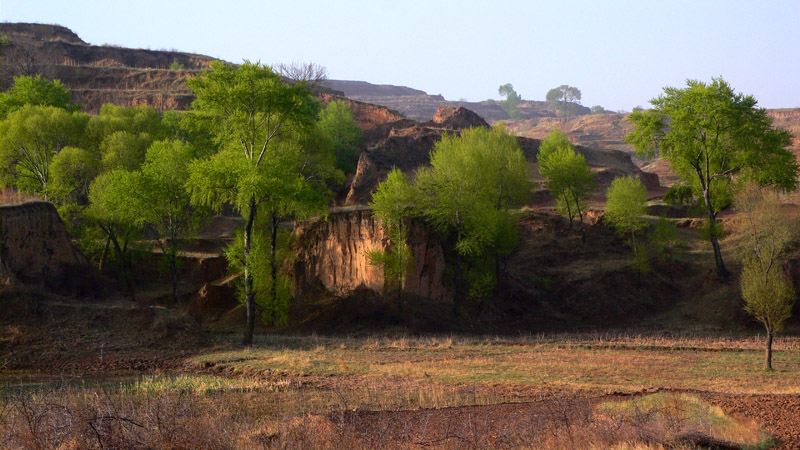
414, 125, 529, 313
546, 85, 582, 117
139, 140, 201, 303
48, 146, 101, 205
735, 183, 796, 370
367, 168, 415, 311
605, 175, 648, 277
86, 170, 146, 298
537, 130, 595, 241
626, 77, 798, 277
498, 83, 522, 119
590, 105, 606, 114
185, 61, 320, 345
318, 100, 363, 173
651, 215, 680, 281
0, 75, 73, 120
0, 105, 89, 196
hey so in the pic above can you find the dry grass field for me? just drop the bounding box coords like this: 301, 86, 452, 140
3, 333, 800, 449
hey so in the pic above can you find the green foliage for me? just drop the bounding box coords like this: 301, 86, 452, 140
86, 170, 146, 296
537, 130, 594, 234
546, 85, 582, 117
224, 226, 293, 327
740, 258, 794, 337
318, 100, 363, 173
0, 105, 89, 195
49, 146, 101, 205
414, 125, 530, 303
169, 59, 185, 71
605, 176, 647, 235
498, 83, 522, 119
368, 168, 415, 302
185, 61, 327, 343
662, 184, 694, 208
590, 105, 605, 114
625, 77, 797, 275
651, 216, 680, 265
632, 105, 644, 113
0, 75, 73, 120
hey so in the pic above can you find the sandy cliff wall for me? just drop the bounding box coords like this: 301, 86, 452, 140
293, 208, 451, 302
0, 202, 89, 287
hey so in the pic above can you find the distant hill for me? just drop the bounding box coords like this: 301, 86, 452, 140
324, 79, 591, 123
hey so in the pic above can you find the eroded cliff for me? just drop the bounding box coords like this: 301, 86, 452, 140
0, 202, 89, 289
293, 208, 451, 302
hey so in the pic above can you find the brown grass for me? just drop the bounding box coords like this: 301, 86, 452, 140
0, 188, 44, 206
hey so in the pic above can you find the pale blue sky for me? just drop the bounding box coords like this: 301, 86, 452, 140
2, 0, 799, 111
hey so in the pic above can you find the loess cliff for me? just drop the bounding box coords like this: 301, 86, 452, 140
0, 201, 90, 290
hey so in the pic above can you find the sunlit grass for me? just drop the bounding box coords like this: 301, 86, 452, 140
192, 334, 800, 394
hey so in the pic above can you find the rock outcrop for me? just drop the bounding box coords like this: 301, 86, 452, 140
293, 208, 451, 302
0, 202, 90, 289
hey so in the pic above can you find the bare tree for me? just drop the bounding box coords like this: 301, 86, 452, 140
275, 61, 328, 91
0, 38, 55, 89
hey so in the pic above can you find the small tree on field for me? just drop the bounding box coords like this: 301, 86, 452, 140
537, 130, 594, 242
605, 176, 648, 280
735, 183, 796, 370
367, 168, 415, 311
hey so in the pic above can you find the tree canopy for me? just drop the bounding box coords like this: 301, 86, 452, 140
414, 125, 529, 311
537, 130, 594, 240
185, 60, 325, 344
546, 85, 582, 117
625, 77, 798, 277
318, 100, 362, 173
0, 75, 73, 120
498, 83, 522, 119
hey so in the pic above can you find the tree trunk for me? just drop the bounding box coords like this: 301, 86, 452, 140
170, 230, 178, 304
269, 212, 278, 314
98, 236, 110, 272
243, 198, 257, 346
702, 188, 730, 278
765, 329, 773, 371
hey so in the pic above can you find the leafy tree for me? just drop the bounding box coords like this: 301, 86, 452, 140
537, 130, 594, 241
86, 170, 146, 298
414, 125, 529, 313
49, 146, 101, 205
99, 130, 154, 171
138, 140, 201, 303
0, 75, 73, 119
605, 175, 648, 278
651, 215, 680, 280
498, 83, 522, 119
367, 168, 415, 310
0, 105, 89, 196
318, 100, 363, 173
546, 85, 582, 117
662, 184, 695, 209
735, 183, 796, 370
185, 61, 321, 345
590, 105, 606, 114
169, 59, 185, 71
626, 77, 798, 277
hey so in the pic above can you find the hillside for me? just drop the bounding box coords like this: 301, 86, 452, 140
324, 79, 591, 122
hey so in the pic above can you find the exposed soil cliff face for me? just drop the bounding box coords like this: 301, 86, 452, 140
293, 208, 451, 302
0, 202, 89, 288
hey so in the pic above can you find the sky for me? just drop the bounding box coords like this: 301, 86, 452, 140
2, 0, 800, 111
